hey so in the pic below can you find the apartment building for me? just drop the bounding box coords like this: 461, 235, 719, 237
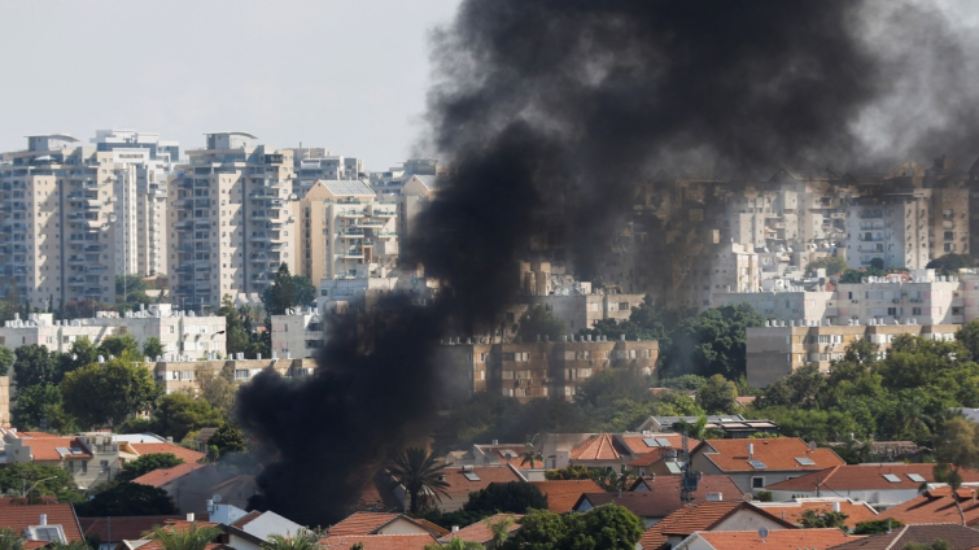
0, 305, 225, 358
291, 148, 364, 196
438, 336, 658, 403
845, 193, 934, 270
167, 133, 298, 310
712, 289, 836, 322
746, 322, 958, 387
296, 180, 398, 283
150, 357, 316, 394
270, 308, 323, 358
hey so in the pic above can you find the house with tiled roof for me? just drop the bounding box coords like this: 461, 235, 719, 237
636, 415, 779, 439
399, 465, 523, 512
437, 514, 521, 548
638, 501, 795, 550
120, 442, 206, 464
766, 463, 979, 509
689, 438, 845, 495
675, 528, 857, 550
826, 523, 979, 550
884, 486, 979, 527
529, 480, 603, 513
351, 471, 404, 514
209, 504, 306, 550
629, 448, 686, 477
131, 463, 206, 489
4, 435, 103, 489
573, 475, 743, 527
318, 533, 437, 550
539, 432, 689, 470
147, 465, 256, 516
80, 515, 183, 550
750, 498, 878, 529
0, 504, 85, 543
328, 512, 446, 538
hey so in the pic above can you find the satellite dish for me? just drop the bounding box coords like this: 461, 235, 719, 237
743, 493, 753, 502
758, 527, 769, 540
213, 494, 222, 503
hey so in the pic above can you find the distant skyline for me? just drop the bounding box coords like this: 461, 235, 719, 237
0, 0, 460, 171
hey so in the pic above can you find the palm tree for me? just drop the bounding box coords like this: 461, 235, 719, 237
519, 444, 542, 468
261, 533, 317, 550
146, 523, 223, 550
388, 447, 450, 514
0, 528, 24, 550
485, 516, 515, 549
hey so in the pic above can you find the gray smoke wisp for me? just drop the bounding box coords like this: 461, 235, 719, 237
236, 0, 979, 527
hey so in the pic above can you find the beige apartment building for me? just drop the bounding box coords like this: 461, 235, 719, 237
746, 322, 958, 387
296, 179, 398, 283
168, 133, 298, 310
151, 357, 317, 394
438, 336, 659, 403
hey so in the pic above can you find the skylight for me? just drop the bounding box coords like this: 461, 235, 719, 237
882, 474, 902, 483
795, 457, 816, 466
656, 438, 672, 447
643, 438, 660, 447
907, 473, 926, 483
749, 460, 767, 469
463, 472, 481, 481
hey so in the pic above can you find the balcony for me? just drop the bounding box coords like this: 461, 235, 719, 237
340, 230, 365, 240
338, 210, 365, 219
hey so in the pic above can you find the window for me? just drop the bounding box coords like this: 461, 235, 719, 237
81, 461, 87, 474
749, 460, 767, 469
907, 473, 926, 483
100, 460, 110, 473
618, 302, 629, 311
882, 474, 901, 483
751, 477, 765, 489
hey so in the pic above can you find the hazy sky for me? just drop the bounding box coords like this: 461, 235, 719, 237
0, 0, 460, 170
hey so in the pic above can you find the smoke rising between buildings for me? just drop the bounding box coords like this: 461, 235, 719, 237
236, 0, 979, 526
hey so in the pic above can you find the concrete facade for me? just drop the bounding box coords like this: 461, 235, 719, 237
150, 357, 316, 394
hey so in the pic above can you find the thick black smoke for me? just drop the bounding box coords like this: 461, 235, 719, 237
237, 0, 978, 526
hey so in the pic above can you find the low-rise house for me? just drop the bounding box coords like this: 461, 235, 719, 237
209, 504, 306, 550
395, 466, 524, 512
749, 498, 878, 529
827, 523, 979, 550
539, 432, 686, 470
0, 504, 85, 543
688, 438, 845, 495
528, 480, 604, 513
118, 441, 206, 464
131, 463, 207, 489
764, 463, 979, 509
437, 514, 521, 549
318, 533, 437, 550
638, 501, 795, 550
132, 464, 255, 516
4, 433, 110, 489
80, 516, 183, 550
573, 475, 743, 527
629, 448, 685, 477
327, 512, 447, 538
636, 416, 778, 439
884, 486, 979, 526
673, 528, 856, 550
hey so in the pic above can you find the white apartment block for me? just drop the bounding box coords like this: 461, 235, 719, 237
297, 180, 398, 283
0, 304, 226, 358
270, 308, 323, 359
712, 289, 836, 322
291, 148, 364, 196
168, 133, 299, 311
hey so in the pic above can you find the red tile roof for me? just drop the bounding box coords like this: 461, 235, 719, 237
576, 475, 742, 519
437, 514, 521, 544
570, 434, 630, 461
628, 448, 678, 468
440, 466, 523, 499
827, 523, 979, 550
638, 501, 796, 550
885, 487, 979, 526
751, 500, 878, 528
696, 528, 857, 550
128, 443, 206, 464
17, 437, 92, 461
80, 516, 183, 541
229, 511, 262, 529
696, 438, 845, 473
319, 534, 436, 550
767, 464, 979, 492
529, 480, 604, 513
131, 463, 206, 488
618, 434, 685, 456
16, 432, 57, 439
328, 513, 401, 536
0, 504, 84, 542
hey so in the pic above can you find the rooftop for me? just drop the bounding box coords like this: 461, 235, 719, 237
577, 475, 742, 519
695, 438, 844, 473
0, 504, 84, 542
437, 514, 521, 544
319, 534, 436, 550
767, 463, 979, 492
885, 487, 979, 526
80, 516, 183, 542
750, 499, 878, 529
131, 463, 207, 488
826, 523, 979, 550
690, 528, 856, 550
528, 480, 604, 513
127, 443, 206, 464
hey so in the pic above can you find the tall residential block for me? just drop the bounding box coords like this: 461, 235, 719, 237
0, 133, 177, 308
297, 180, 398, 283
168, 133, 298, 311
291, 148, 364, 197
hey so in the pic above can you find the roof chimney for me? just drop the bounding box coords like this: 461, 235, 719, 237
39, 514, 46, 526
186, 513, 195, 522
452, 526, 459, 533
833, 501, 841, 513
748, 443, 754, 459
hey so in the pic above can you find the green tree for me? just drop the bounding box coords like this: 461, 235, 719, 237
806, 257, 848, 276
463, 482, 547, 515
0, 527, 24, 550
662, 304, 765, 379
800, 509, 848, 530
196, 365, 237, 419
485, 515, 516, 549
0, 463, 80, 502
76, 482, 179, 517
263, 264, 298, 316
115, 453, 184, 483
209, 423, 247, 456
869, 258, 885, 271
544, 464, 600, 481
933, 417, 979, 525
261, 533, 318, 550
218, 296, 250, 357
292, 276, 317, 308
58, 337, 99, 380
519, 444, 541, 469
143, 337, 165, 360
838, 269, 864, 284
903, 541, 954, 550
388, 447, 450, 514
151, 392, 224, 442
853, 518, 903, 535
11, 383, 71, 432
0, 346, 13, 377
60, 357, 161, 429
957, 320, 979, 362
503, 505, 642, 550
674, 416, 723, 440
502, 510, 567, 550
426, 538, 482, 550
146, 521, 221, 550
516, 305, 566, 342
97, 334, 140, 359
927, 253, 974, 274
696, 374, 738, 414
12, 344, 58, 389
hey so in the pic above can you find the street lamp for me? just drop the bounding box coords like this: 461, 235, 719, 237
22, 476, 58, 501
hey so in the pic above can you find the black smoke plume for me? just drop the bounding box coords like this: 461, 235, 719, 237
237, 0, 978, 526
